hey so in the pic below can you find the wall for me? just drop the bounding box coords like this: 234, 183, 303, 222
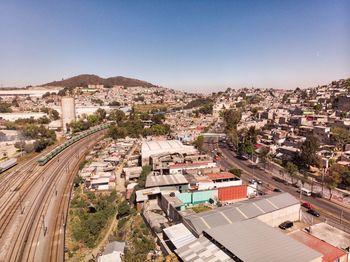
218, 185, 247, 201
158, 194, 183, 223
176, 190, 217, 205
257, 204, 300, 227
192, 190, 216, 205
176, 192, 192, 205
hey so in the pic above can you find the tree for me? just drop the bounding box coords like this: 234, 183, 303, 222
95, 108, 107, 120
229, 167, 242, 177
184, 98, 212, 109
286, 161, 298, 184
108, 109, 125, 123
258, 146, 270, 169
150, 124, 170, 136
42, 92, 51, 98
246, 126, 258, 145
193, 135, 204, 152
108, 100, 120, 106
332, 127, 350, 150
91, 98, 103, 105
118, 200, 130, 218
328, 164, 350, 188
299, 135, 320, 169
50, 109, 60, 120
151, 114, 165, 125
325, 166, 342, 200
37, 116, 50, 124
226, 128, 239, 148
313, 104, 322, 114
223, 109, 241, 131
108, 125, 128, 140
87, 114, 101, 126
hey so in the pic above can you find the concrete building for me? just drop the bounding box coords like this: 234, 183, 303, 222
61, 97, 76, 132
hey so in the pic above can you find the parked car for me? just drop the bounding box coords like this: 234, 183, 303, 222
301, 202, 314, 209
249, 179, 256, 184
279, 221, 293, 230
273, 188, 282, 192
307, 209, 320, 217
237, 154, 249, 160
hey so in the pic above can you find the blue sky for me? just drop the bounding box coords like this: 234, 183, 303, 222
0, 0, 349, 92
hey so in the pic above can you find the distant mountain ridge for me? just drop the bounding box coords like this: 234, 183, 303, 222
41, 74, 156, 88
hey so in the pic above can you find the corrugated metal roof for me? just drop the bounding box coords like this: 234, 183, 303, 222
205, 219, 322, 262
184, 193, 299, 235
145, 174, 188, 188
163, 223, 197, 249
142, 140, 197, 159
175, 236, 231, 262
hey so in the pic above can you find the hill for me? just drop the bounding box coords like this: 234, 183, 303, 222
41, 74, 156, 88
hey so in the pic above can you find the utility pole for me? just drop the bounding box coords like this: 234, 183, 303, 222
299, 183, 302, 202
321, 168, 325, 195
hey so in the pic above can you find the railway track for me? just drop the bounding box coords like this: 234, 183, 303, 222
49, 142, 96, 261
0, 131, 106, 262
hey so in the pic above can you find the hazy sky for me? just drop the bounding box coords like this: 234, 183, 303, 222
0, 0, 349, 92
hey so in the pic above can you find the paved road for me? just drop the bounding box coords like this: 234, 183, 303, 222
216, 144, 350, 233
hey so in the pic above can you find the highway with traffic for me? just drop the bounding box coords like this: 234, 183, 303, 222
208, 139, 350, 233
0, 130, 106, 262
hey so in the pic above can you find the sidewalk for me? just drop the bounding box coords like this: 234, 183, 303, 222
261, 160, 350, 209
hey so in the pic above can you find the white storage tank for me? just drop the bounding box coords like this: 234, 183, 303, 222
61, 97, 76, 132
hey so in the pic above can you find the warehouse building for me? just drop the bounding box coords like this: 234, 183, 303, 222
183, 192, 300, 236
141, 140, 197, 166
201, 219, 322, 262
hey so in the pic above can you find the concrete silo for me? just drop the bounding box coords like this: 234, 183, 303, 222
61, 97, 76, 132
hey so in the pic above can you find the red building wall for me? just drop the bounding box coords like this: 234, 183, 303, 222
218, 185, 247, 201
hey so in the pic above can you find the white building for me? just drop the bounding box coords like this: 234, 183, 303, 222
0, 112, 47, 121
141, 140, 197, 166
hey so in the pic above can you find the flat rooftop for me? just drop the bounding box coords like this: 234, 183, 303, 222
290, 230, 347, 262
308, 223, 350, 250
